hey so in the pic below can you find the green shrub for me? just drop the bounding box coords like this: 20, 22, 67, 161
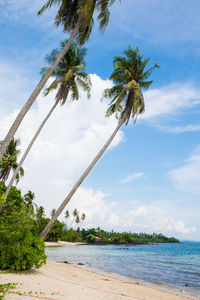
0, 191, 46, 271
86, 234, 96, 243
0, 230, 46, 271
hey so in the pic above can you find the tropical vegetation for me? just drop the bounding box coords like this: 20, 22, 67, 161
0, 138, 24, 184
0, 182, 46, 271
0, 0, 119, 161
4, 40, 90, 198
40, 46, 159, 239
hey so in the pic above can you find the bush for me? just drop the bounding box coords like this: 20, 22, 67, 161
86, 234, 96, 243
0, 183, 46, 271
0, 232, 46, 271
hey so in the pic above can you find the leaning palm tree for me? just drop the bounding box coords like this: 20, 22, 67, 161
4, 41, 91, 198
0, 138, 24, 183
40, 46, 159, 239
0, 0, 119, 160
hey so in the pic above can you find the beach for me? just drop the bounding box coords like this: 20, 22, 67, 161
1, 260, 195, 300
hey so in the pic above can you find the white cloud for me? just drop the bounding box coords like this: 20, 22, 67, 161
156, 124, 200, 133
66, 189, 197, 237
0, 74, 123, 215
169, 146, 200, 195
121, 172, 144, 184
141, 83, 200, 121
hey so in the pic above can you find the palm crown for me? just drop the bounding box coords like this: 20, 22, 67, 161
105, 46, 159, 124
41, 40, 91, 103
0, 138, 24, 183
38, 0, 118, 45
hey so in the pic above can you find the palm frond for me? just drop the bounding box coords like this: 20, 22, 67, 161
44, 79, 58, 96
104, 45, 159, 123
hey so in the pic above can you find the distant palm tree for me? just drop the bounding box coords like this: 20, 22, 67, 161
51, 208, 56, 218
24, 191, 35, 212
4, 41, 91, 198
40, 46, 159, 239
70, 208, 78, 228
36, 206, 45, 225
80, 213, 86, 229
75, 214, 80, 229
65, 210, 70, 228
0, 138, 24, 183
0, 0, 119, 161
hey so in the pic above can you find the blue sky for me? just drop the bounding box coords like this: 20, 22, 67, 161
1, 0, 200, 241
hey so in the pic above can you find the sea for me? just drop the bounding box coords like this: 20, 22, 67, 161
46, 241, 200, 298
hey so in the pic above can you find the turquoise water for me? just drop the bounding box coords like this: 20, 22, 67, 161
46, 242, 200, 296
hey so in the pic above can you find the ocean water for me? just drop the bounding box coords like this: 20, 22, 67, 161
46, 242, 200, 296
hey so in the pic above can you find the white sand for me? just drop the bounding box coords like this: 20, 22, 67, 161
0, 260, 196, 300
45, 241, 86, 247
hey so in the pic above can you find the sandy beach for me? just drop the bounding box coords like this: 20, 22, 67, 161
44, 241, 86, 247
1, 260, 197, 300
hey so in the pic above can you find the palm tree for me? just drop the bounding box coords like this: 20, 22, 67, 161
51, 208, 56, 218
80, 212, 86, 229
24, 190, 35, 212
70, 208, 78, 228
4, 41, 91, 198
65, 209, 70, 228
36, 206, 45, 225
75, 214, 80, 229
0, 0, 119, 161
40, 46, 159, 239
0, 138, 24, 183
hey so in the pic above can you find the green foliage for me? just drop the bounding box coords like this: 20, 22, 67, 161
105, 46, 159, 124
42, 40, 91, 105
37, 0, 116, 45
86, 234, 96, 244
0, 283, 17, 300
0, 183, 46, 271
0, 138, 24, 183
80, 228, 179, 244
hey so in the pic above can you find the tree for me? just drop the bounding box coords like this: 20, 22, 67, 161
40, 46, 159, 239
65, 209, 70, 228
0, 138, 24, 183
36, 206, 45, 226
51, 208, 56, 218
0, 0, 119, 160
0, 183, 46, 270
70, 208, 78, 228
80, 213, 86, 229
24, 191, 35, 213
4, 40, 91, 198
75, 214, 80, 229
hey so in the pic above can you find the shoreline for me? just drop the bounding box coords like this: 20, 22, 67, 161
51, 259, 200, 300
45, 241, 86, 247
1, 260, 199, 300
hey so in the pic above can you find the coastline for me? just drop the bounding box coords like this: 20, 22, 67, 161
45, 241, 86, 247
1, 260, 198, 300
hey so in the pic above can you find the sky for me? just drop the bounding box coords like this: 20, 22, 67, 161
0, 0, 200, 241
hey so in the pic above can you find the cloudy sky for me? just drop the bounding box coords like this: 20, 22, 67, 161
1, 0, 200, 241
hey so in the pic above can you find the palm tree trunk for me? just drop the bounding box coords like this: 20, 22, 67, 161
40, 118, 125, 240
0, 16, 82, 161
4, 101, 58, 198
70, 218, 75, 229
